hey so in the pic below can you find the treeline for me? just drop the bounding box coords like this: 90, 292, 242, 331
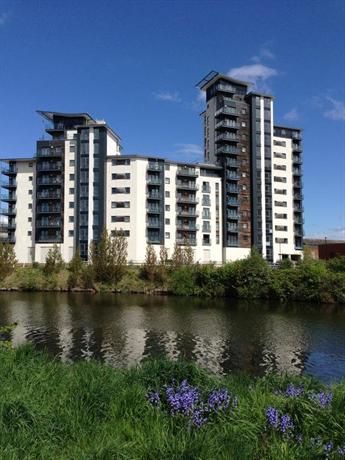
0, 235, 345, 303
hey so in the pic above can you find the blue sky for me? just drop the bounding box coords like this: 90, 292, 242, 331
0, 0, 344, 239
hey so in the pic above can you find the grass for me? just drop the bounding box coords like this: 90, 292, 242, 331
0, 344, 344, 459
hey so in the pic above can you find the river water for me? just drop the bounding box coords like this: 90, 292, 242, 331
0, 292, 344, 383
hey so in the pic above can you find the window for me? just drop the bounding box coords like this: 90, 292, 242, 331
274, 176, 287, 183
93, 143, 99, 155
275, 213, 287, 219
165, 232, 170, 239
165, 205, 170, 211
29, 190, 32, 195
202, 208, 211, 219
28, 204, 32, 209
69, 216, 74, 223
273, 140, 286, 147
80, 129, 89, 140
274, 189, 287, 195
29, 162, 33, 167
69, 160, 75, 167
69, 230, 74, 237
69, 202, 74, 209
274, 152, 286, 159
111, 216, 130, 222
165, 191, 170, 198
69, 174, 75, 181
94, 128, 100, 140
165, 164, 170, 171
70, 145, 76, 153
29, 176, 33, 181
80, 143, 89, 155
27, 231, 32, 236
274, 201, 287, 207
94, 158, 100, 169
165, 177, 170, 184
274, 164, 286, 171
165, 218, 170, 225
112, 158, 130, 166
28, 217, 32, 222
111, 201, 130, 208
111, 230, 130, 237
112, 187, 130, 194
275, 237, 288, 244
202, 181, 210, 193
275, 225, 287, 231
69, 188, 74, 194
112, 173, 130, 180
241, 121, 246, 127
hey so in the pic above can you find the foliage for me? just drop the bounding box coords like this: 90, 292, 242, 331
0, 242, 17, 281
142, 243, 158, 281
89, 229, 128, 284
44, 244, 64, 275
67, 251, 84, 289
0, 345, 344, 459
327, 256, 345, 273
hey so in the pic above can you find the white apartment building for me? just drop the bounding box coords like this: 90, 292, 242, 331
0, 72, 304, 264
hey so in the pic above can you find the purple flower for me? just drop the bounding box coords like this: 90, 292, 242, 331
147, 391, 160, 406
266, 406, 279, 429
165, 379, 199, 415
337, 446, 345, 456
309, 391, 333, 407
324, 442, 333, 454
280, 414, 294, 434
191, 408, 208, 428
284, 383, 304, 398
208, 388, 230, 411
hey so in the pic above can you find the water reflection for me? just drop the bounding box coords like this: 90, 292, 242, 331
0, 292, 344, 383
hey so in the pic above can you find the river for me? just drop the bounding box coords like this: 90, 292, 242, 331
0, 292, 344, 383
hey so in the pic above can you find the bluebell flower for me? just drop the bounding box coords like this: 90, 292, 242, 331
284, 383, 304, 398
280, 414, 294, 434
337, 445, 345, 456
208, 388, 230, 411
147, 391, 161, 406
191, 408, 208, 428
266, 406, 279, 429
309, 391, 333, 407
165, 379, 199, 415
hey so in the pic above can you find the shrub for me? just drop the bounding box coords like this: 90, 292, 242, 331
67, 251, 83, 289
141, 244, 158, 282
0, 242, 17, 281
169, 266, 197, 296
44, 245, 64, 275
327, 256, 345, 273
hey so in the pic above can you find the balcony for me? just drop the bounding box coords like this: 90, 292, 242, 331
226, 172, 239, 181
1, 166, 17, 175
216, 83, 237, 94
227, 199, 239, 207
37, 162, 62, 172
227, 223, 238, 232
215, 106, 238, 117
37, 176, 62, 186
0, 208, 16, 216
176, 238, 197, 246
216, 146, 239, 155
36, 219, 62, 228
225, 159, 239, 168
215, 120, 239, 130
227, 186, 239, 193
37, 147, 63, 158
294, 194, 303, 200
176, 223, 199, 231
147, 220, 160, 228
227, 239, 239, 247
293, 168, 302, 176
36, 234, 62, 243
177, 167, 199, 177
147, 177, 162, 185
176, 182, 198, 191
37, 190, 61, 199
227, 212, 239, 220
292, 156, 302, 164
216, 133, 239, 142
147, 206, 161, 214
147, 191, 161, 200
1, 180, 17, 189
147, 162, 163, 172
37, 205, 61, 214
1, 194, 16, 202
176, 210, 199, 217
176, 196, 199, 204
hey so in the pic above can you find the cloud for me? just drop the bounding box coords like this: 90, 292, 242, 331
251, 45, 275, 63
174, 143, 203, 156
283, 108, 299, 121
154, 91, 181, 103
0, 12, 9, 26
324, 97, 345, 121
228, 63, 278, 90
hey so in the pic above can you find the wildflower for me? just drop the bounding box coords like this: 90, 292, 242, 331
208, 388, 230, 411
147, 391, 160, 406
280, 414, 294, 434
309, 391, 333, 408
266, 406, 279, 429
337, 446, 345, 456
165, 379, 199, 415
324, 442, 333, 457
284, 383, 304, 398
191, 408, 208, 428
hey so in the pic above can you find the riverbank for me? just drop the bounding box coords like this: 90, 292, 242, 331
0, 344, 344, 459
1, 254, 345, 304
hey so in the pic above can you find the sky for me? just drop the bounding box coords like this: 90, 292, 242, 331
0, 0, 344, 239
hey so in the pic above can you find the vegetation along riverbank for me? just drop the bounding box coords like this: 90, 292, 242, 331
0, 231, 345, 303
0, 341, 344, 459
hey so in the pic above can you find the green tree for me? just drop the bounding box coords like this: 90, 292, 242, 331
44, 244, 63, 275
182, 243, 194, 266
142, 243, 157, 281
171, 244, 184, 269
67, 250, 83, 289
0, 242, 17, 281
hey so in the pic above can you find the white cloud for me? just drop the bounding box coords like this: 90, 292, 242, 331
174, 143, 203, 156
154, 91, 181, 103
283, 108, 299, 121
324, 97, 345, 121
251, 45, 275, 63
228, 63, 278, 90
0, 12, 9, 26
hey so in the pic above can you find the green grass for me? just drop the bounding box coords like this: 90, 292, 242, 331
0, 345, 344, 459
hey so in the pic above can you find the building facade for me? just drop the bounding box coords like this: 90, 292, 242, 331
0, 72, 304, 264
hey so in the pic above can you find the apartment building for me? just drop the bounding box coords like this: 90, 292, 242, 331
0, 71, 304, 264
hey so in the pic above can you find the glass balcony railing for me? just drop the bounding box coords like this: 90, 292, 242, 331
215, 120, 239, 130
216, 146, 239, 155
36, 219, 62, 228
176, 237, 197, 246
176, 182, 199, 191
37, 176, 62, 186
36, 234, 62, 242
37, 190, 61, 199
176, 168, 199, 177
37, 205, 61, 214
176, 210, 199, 217
176, 196, 199, 204
147, 220, 160, 228
37, 147, 63, 158
176, 223, 199, 231
37, 162, 62, 172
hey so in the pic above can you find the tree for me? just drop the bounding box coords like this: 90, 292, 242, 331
142, 243, 158, 281
157, 245, 169, 282
67, 250, 83, 288
90, 229, 128, 284
171, 244, 184, 269
183, 243, 194, 266
0, 242, 17, 281
44, 244, 63, 275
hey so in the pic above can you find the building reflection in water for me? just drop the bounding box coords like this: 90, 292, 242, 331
0, 292, 344, 382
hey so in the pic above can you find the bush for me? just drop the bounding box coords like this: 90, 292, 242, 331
67, 251, 84, 289
0, 242, 17, 281
169, 266, 197, 296
44, 245, 64, 275
327, 256, 345, 273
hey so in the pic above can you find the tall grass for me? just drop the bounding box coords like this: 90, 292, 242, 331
0, 345, 344, 459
